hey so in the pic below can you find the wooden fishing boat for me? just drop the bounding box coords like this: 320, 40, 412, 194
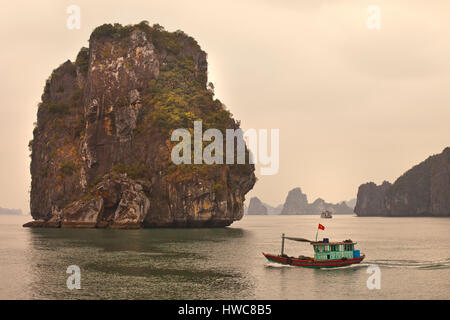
263, 232, 365, 269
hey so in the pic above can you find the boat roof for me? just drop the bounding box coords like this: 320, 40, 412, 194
282, 236, 357, 245
283, 236, 312, 242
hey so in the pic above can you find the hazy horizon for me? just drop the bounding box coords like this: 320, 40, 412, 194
1, 0, 449, 214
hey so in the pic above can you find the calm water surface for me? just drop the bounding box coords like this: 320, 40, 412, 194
0, 215, 449, 299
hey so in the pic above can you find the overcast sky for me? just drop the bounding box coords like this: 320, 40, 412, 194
0, 0, 449, 214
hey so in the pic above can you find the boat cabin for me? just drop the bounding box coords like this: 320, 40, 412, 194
311, 239, 359, 261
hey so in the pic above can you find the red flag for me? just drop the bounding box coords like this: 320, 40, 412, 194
318, 224, 325, 230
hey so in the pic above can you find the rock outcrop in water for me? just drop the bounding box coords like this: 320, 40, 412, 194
246, 197, 268, 215
355, 147, 450, 216
25, 22, 255, 228
280, 188, 309, 214
279, 187, 353, 215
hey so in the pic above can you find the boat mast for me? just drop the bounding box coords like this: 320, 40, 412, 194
281, 233, 285, 256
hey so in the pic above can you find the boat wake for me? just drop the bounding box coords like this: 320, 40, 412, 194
361, 258, 450, 270
264, 259, 450, 270
319, 264, 366, 270
265, 262, 293, 268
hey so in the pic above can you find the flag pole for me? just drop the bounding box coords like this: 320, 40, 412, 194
316, 224, 325, 242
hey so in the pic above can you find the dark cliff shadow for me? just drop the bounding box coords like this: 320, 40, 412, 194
24, 227, 252, 299
26, 226, 246, 256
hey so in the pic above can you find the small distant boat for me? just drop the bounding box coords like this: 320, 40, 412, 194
321, 210, 332, 218
263, 226, 365, 268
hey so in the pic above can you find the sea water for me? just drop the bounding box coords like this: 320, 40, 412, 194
0, 215, 448, 299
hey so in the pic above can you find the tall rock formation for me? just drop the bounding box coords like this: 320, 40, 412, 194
247, 197, 268, 215
280, 187, 309, 214
355, 147, 449, 216
354, 181, 392, 216
25, 22, 255, 228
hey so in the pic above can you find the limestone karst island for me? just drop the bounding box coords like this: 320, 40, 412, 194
25, 22, 256, 229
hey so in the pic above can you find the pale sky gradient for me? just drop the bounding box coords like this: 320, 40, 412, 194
0, 0, 449, 214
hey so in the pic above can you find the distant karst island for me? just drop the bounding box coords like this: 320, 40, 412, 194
0, 207, 23, 216
355, 147, 449, 217
248, 148, 449, 217
24, 22, 256, 229
246, 188, 355, 215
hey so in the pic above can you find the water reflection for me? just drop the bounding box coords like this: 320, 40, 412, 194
25, 227, 252, 299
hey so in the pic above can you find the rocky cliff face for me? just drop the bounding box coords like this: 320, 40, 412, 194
280, 187, 310, 214
246, 197, 268, 215
355, 148, 449, 216
26, 22, 255, 228
354, 181, 392, 216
